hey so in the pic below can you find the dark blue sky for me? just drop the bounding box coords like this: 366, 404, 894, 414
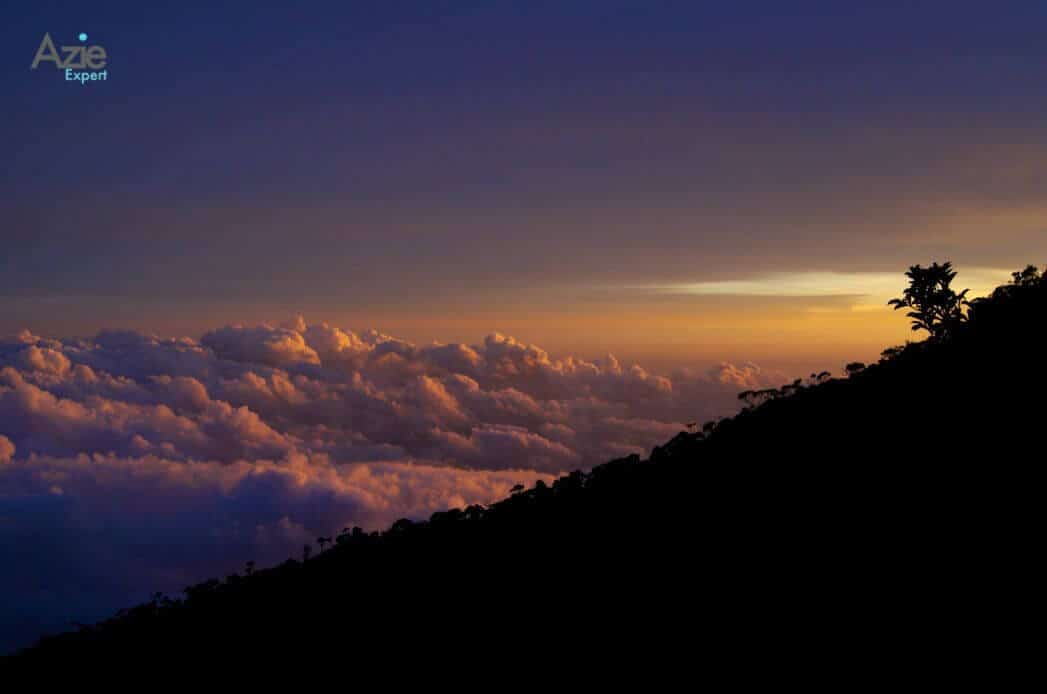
3, 1, 1047, 365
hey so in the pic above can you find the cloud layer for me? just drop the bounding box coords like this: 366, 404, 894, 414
0, 322, 778, 470
0, 320, 780, 651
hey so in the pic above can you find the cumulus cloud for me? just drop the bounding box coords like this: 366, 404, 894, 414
0, 435, 14, 463
202, 325, 321, 368
0, 320, 783, 651
0, 321, 781, 471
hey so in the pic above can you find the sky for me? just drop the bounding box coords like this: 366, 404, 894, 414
3, 1, 1046, 372
2, 0, 1047, 652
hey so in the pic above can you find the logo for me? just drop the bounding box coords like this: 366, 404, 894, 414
30, 32, 108, 84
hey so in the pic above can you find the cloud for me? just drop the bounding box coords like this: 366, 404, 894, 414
708, 362, 771, 389
0, 319, 783, 651
0, 435, 14, 463
637, 268, 1013, 309
201, 325, 321, 367
0, 322, 781, 471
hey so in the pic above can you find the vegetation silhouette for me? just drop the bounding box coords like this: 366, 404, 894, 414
887, 261, 970, 339
7, 262, 1044, 674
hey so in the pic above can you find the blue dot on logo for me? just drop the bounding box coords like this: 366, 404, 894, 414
78, 32, 88, 42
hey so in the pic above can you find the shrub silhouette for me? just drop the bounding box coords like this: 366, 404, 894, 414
1011, 264, 1040, 286
844, 361, 866, 376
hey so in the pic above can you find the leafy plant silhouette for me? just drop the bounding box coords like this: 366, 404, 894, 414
887, 261, 969, 339
1011, 265, 1041, 287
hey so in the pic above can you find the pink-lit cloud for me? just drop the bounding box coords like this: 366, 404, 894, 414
0, 321, 783, 471
0, 319, 783, 649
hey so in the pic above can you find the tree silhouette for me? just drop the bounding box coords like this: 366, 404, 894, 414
888, 262, 969, 339
880, 345, 905, 360
1011, 265, 1041, 287
845, 362, 866, 376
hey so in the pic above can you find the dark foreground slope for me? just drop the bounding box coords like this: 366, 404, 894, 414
10, 271, 1045, 671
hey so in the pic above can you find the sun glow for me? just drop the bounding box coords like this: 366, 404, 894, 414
641, 268, 1012, 308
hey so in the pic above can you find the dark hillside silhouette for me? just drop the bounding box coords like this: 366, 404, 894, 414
8, 263, 1044, 675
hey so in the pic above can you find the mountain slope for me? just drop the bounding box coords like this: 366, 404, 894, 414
10, 268, 1045, 671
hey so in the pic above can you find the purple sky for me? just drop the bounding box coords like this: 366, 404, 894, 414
3, 2, 1047, 371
